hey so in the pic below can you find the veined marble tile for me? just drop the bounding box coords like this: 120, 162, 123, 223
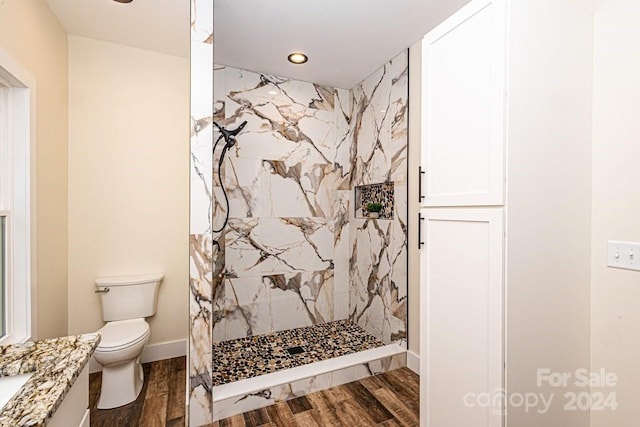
296, 269, 334, 326
333, 190, 351, 296
353, 290, 386, 342
389, 51, 409, 185
211, 187, 230, 234
350, 63, 394, 186
190, 1, 214, 424
334, 88, 352, 190
224, 157, 262, 218
225, 217, 333, 278
391, 186, 408, 303
224, 67, 336, 165
211, 231, 227, 343
352, 352, 407, 378
348, 207, 406, 344
212, 318, 226, 344
382, 307, 407, 344
190, 59, 214, 234
222, 270, 334, 340
190, 132, 212, 234
189, 232, 214, 424
362, 63, 393, 131
224, 157, 340, 219
262, 160, 341, 218
349, 219, 394, 342
192, 186, 228, 235
190, 0, 213, 44
334, 291, 350, 320
213, 65, 227, 188
351, 219, 393, 288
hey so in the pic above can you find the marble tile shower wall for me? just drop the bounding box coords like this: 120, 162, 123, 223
213, 65, 350, 342
210, 53, 409, 346
348, 53, 408, 346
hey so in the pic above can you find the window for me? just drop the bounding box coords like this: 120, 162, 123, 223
0, 50, 35, 344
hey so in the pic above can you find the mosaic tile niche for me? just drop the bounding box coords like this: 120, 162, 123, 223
355, 181, 395, 219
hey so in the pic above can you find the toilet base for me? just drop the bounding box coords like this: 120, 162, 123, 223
97, 357, 144, 409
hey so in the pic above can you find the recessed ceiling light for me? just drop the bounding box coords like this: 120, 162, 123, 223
113, 0, 133, 3
287, 52, 308, 65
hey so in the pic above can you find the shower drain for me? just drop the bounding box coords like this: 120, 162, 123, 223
285, 346, 305, 355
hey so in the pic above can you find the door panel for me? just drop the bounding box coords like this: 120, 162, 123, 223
420, 208, 504, 427
421, 0, 506, 207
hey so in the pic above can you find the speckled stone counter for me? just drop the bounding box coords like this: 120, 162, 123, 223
0, 334, 100, 427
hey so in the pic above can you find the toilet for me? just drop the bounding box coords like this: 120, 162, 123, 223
93, 273, 163, 409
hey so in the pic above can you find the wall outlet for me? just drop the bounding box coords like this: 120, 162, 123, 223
607, 241, 640, 271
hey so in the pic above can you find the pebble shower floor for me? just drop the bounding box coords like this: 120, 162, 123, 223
212, 320, 385, 386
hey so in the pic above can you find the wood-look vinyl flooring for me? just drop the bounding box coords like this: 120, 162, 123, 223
89, 356, 186, 427
211, 367, 420, 427
89, 357, 419, 427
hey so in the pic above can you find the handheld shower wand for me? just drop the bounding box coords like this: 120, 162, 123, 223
212, 120, 247, 233
214, 121, 247, 148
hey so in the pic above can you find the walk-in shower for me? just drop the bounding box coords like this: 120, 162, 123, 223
207, 57, 408, 421
189, 2, 410, 424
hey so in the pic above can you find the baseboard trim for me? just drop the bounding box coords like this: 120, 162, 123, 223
407, 350, 419, 375
140, 339, 187, 364
80, 409, 90, 427
89, 339, 187, 373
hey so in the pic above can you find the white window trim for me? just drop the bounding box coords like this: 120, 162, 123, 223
0, 48, 37, 344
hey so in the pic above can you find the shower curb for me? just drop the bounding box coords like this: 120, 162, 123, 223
211, 343, 407, 420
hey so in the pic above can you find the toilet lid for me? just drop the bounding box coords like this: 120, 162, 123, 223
97, 318, 150, 351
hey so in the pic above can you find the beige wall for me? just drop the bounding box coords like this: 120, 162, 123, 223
0, 0, 69, 339
592, 2, 640, 424
506, 1, 593, 425
67, 36, 189, 346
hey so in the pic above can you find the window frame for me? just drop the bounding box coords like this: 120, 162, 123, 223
0, 48, 36, 344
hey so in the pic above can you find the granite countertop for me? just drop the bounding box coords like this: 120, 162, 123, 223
0, 334, 100, 427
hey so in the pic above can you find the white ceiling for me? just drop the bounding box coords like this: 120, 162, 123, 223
45, 0, 470, 88
45, 0, 190, 58
214, 0, 470, 88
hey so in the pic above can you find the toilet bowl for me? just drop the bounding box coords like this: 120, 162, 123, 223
93, 273, 162, 409
94, 319, 151, 409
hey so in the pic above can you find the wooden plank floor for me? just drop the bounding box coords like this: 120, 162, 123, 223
209, 367, 419, 427
90, 356, 186, 427
90, 357, 419, 427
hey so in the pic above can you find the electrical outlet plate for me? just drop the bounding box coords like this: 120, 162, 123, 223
607, 240, 640, 271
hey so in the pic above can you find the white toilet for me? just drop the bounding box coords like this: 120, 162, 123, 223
93, 273, 163, 409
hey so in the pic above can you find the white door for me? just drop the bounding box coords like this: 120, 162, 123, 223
420, 0, 506, 207
420, 208, 504, 427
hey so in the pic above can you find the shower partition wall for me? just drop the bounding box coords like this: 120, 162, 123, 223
189, 1, 409, 424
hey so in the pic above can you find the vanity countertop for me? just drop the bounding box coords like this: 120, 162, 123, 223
0, 334, 100, 427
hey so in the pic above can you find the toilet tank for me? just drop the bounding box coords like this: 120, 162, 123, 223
95, 273, 163, 322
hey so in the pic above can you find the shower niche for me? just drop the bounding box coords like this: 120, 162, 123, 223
355, 181, 395, 219
189, 3, 409, 422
